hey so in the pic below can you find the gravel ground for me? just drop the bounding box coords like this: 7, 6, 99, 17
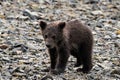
0, 0, 120, 80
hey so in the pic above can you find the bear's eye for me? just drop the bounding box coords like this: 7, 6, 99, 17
52, 35, 55, 39
44, 35, 47, 38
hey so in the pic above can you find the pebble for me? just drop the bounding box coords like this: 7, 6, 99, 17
104, 35, 111, 40
114, 42, 120, 48
2, 57, 10, 62
111, 69, 120, 75
84, 0, 100, 4
6, 15, 29, 21
0, 44, 9, 49
23, 9, 43, 20
96, 22, 104, 28
41, 75, 53, 80
91, 10, 103, 15
117, 35, 120, 38
26, 42, 39, 50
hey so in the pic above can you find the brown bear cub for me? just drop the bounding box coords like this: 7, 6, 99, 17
40, 19, 93, 75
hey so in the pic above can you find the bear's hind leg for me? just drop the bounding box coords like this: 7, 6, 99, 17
70, 50, 82, 67
77, 44, 93, 73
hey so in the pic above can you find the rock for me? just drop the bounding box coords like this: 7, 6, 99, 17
104, 35, 111, 40
0, 32, 8, 38
111, 13, 120, 20
9, 43, 28, 52
16, 15, 29, 21
41, 75, 53, 80
12, 72, 26, 77
6, 15, 29, 20
111, 69, 120, 78
34, 38, 43, 43
96, 22, 104, 28
41, 75, 67, 80
69, 0, 77, 8
116, 30, 120, 35
109, 32, 116, 39
92, 31, 97, 35
0, 14, 5, 19
2, 57, 10, 62
91, 10, 103, 15
114, 42, 120, 48
117, 21, 120, 28
84, 0, 100, 4
117, 35, 120, 38
26, 42, 39, 50
0, 44, 9, 49
111, 69, 120, 75
23, 9, 43, 20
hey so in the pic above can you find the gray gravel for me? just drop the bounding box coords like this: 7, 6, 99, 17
0, 0, 120, 80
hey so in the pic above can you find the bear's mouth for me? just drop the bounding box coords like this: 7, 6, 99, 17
46, 45, 55, 49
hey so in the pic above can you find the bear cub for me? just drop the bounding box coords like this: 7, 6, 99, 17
40, 19, 93, 74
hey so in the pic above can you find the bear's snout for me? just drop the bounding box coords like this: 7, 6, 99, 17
46, 44, 51, 48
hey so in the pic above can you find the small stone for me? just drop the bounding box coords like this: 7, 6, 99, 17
41, 75, 53, 80
104, 35, 111, 40
97, 42, 104, 46
117, 35, 120, 38
6, 15, 15, 20
92, 31, 97, 35
96, 22, 103, 28
111, 69, 120, 75
16, 15, 29, 21
91, 10, 103, 15
0, 33, 8, 38
2, 57, 10, 62
0, 14, 5, 19
0, 44, 9, 49
26, 41, 41, 50
116, 30, 120, 35
6, 15, 29, 20
69, 0, 77, 8
16, 50, 22, 54
110, 33, 117, 39
12, 72, 26, 77
84, 0, 100, 4
114, 42, 120, 48
23, 9, 43, 20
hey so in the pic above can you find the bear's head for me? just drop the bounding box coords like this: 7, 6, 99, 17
40, 21, 66, 49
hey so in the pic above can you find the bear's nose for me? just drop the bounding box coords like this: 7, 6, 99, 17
46, 44, 51, 48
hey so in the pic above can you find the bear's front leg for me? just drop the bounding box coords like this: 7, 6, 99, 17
42, 48, 57, 72
49, 48, 57, 71
51, 46, 69, 75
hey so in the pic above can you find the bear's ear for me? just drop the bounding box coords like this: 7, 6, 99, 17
58, 22, 66, 31
39, 21, 47, 30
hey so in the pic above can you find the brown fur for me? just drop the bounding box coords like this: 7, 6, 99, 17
40, 19, 93, 74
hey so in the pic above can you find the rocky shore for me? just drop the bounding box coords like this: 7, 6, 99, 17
0, 0, 120, 80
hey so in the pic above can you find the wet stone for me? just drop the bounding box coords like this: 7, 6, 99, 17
84, 0, 100, 4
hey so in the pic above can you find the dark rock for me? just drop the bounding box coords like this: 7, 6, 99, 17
23, 9, 42, 20
114, 42, 120, 48
41, 75, 53, 80
111, 69, 120, 75
9, 43, 28, 52
84, 0, 100, 4
96, 22, 103, 28
109, 0, 112, 2
0, 44, 9, 49
35, 38, 43, 43
2, 57, 11, 62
